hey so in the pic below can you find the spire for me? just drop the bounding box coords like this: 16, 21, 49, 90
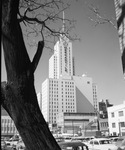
60, 11, 69, 42
62, 11, 65, 32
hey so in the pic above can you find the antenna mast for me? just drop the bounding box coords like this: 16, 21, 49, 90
62, 11, 65, 32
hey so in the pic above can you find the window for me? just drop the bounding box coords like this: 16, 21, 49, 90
112, 123, 116, 128
120, 122, 125, 127
90, 141, 93, 145
119, 111, 124, 117
111, 112, 115, 117
99, 140, 111, 144
94, 141, 99, 145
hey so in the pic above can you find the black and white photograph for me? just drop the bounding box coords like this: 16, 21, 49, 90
1, 0, 125, 150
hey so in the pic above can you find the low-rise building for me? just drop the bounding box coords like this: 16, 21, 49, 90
56, 112, 97, 136
99, 118, 109, 136
1, 107, 18, 137
107, 101, 125, 136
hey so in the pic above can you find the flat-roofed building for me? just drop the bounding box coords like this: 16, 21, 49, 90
99, 118, 109, 136
107, 101, 125, 136
56, 112, 96, 136
1, 107, 18, 137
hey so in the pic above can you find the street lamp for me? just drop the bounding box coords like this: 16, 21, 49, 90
97, 118, 100, 131
94, 113, 102, 137
94, 115, 100, 131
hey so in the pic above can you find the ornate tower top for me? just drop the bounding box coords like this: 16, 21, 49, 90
62, 11, 65, 32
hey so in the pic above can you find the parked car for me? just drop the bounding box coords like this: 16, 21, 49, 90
5, 138, 19, 147
87, 138, 117, 150
63, 137, 72, 142
55, 137, 65, 143
59, 141, 89, 150
71, 136, 86, 142
16, 139, 26, 150
109, 137, 119, 144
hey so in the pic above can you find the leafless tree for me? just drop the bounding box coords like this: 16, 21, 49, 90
1, 0, 77, 149
87, 0, 125, 78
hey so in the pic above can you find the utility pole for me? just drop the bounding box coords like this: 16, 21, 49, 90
118, 120, 121, 136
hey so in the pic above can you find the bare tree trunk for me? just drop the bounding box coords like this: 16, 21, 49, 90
1, 0, 61, 149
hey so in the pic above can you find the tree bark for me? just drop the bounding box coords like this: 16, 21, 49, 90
1, 0, 61, 149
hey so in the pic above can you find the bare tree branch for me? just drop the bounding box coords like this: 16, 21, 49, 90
88, 4, 117, 29
31, 41, 44, 73
18, 0, 78, 48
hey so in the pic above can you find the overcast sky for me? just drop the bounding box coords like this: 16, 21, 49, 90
2, 0, 125, 105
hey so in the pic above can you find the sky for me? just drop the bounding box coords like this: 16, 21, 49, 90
1, 0, 125, 105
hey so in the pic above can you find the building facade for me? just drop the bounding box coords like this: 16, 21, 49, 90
56, 112, 96, 136
99, 118, 109, 136
73, 75, 95, 113
42, 78, 77, 124
107, 101, 125, 136
49, 35, 73, 79
1, 108, 18, 137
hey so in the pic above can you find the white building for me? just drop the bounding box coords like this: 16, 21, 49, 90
42, 78, 77, 124
1, 108, 18, 136
37, 92, 42, 111
42, 21, 98, 125
107, 101, 125, 136
49, 35, 74, 79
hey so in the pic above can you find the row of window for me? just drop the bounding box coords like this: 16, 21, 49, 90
49, 87, 59, 90
62, 102, 75, 105
111, 110, 124, 117
49, 101, 75, 106
49, 90, 74, 94
49, 84, 58, 87
49, 85, 74, 88
100, 122, 108, 128
50, 102, 58, 108
49, 98, 75, 101
62, 99, 75, 101
50, 80, 74, 85
1, 126, 17, 133
50, 94, 74, 98
1, 119, 13, 123
112, 122, 125, 128
65, 110, 75, 112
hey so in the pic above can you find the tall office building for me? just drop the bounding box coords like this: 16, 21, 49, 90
49, 36, 73, 80
42, 30, 77, 124
42, 18, 98, 124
